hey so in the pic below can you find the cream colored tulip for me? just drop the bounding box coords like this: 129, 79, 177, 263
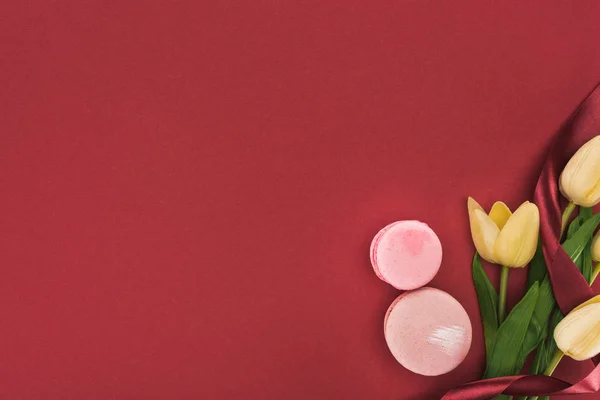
467, 197, 540, 268
559, 136, 600, 207
554, 294, 600, 361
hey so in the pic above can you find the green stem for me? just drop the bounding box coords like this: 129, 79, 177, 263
591, 262, 600, 285
560, 202, 576, 239
544, 350, 564, 376
498, 266, 509, 323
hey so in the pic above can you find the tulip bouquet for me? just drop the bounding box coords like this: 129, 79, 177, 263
469, 136, 600, 400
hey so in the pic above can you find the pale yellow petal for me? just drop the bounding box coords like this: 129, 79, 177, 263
468, 197, 484, 214
554, 300, 600, 361
494, 202, 539, 268
489, 201, 512, 230
467, 197, 500, 264
560, 136, 600, 207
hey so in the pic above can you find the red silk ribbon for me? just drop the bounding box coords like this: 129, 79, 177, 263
442, 83, 600, 400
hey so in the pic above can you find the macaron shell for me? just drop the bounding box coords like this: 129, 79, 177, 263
371, 221, 442, 290
370, 221, 396, 282
384, 287, 472, 376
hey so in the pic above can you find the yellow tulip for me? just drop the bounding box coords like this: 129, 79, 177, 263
467, 197, 540, 268
554, 294, 600, 361
559, 136, 600, 207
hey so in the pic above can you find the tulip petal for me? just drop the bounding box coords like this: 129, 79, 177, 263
554, 300, 600, 361
560, 136, 600, 207
467, 196, 484, 214
494, 202, 540, 268
489, 201, 512, 230
468, 197, 500, 264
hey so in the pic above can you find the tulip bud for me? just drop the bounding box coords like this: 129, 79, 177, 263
467, 198, 539, 268
554, 295, 600, 361
494, 202, 539, 268
559, 136, 600, 207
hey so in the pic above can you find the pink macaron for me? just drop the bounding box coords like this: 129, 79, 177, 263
370, 220, 442, 290
384, 287, 472, 376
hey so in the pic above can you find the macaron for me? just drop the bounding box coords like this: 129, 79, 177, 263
370, 220, 442, 290
384, 287, 472, 376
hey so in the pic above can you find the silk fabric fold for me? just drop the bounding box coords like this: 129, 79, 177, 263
442, 83, 600, 400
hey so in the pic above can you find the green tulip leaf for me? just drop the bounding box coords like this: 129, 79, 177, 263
579, 207, 594, 282
515, 277, 555, 371
566, 215, 583, 239
583, 238, 593, 283
484, 282, 539, 378
471, 253, 498, 365
543, 309, 564, 372
530, 338, 547, 374
580, 206, 594, 220
563, 212, 600, 263
527, 240, 546, 288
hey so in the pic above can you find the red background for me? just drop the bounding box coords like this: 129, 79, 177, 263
1, 1, 600, 399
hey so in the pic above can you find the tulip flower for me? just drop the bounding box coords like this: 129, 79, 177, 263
467, 197, 540, 322
559, 136, 600, 208
554, 294, 600, 361
467, 198, 540, 268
